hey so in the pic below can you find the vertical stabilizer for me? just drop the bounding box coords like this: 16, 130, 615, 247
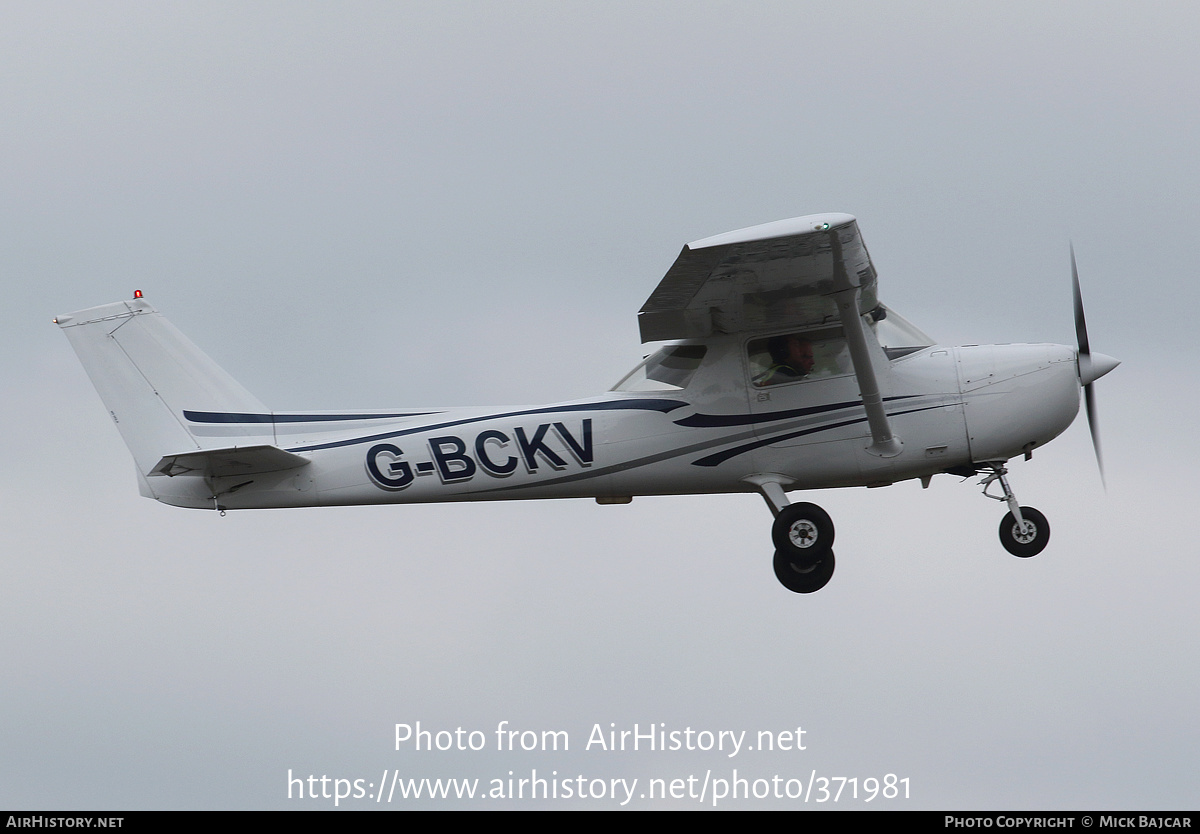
56, 298, 274, 484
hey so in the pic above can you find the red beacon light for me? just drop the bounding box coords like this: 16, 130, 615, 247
133, 290, 143, 299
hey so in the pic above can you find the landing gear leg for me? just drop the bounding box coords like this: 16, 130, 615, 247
979, 464, 1050, 557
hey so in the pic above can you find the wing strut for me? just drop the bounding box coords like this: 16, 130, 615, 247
830, 231, 902, 458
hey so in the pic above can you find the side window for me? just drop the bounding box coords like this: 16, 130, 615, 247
748, 330, 851, 387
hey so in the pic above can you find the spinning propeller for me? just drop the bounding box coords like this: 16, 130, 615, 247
1071, 245, 1120, 486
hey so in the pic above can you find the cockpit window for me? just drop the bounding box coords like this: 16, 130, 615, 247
748, 328, 851, 387
612, 345, 707, 392
873, 305, 935, 360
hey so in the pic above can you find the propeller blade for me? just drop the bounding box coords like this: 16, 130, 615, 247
1071, 243, 1091, 360
1084, 382, 1104, 488
1072, 246, 1112, 488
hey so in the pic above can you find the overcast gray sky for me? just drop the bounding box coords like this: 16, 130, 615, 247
3, 1, 1197, 809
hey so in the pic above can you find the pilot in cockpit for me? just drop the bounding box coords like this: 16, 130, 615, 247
754, 334, 815, 387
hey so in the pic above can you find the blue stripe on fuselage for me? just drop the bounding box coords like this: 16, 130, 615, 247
281, 399, 690, 453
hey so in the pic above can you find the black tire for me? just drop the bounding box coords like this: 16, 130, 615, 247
771, 502, 835, 562
773, 548, 836, 594
998, 506, 1050, 558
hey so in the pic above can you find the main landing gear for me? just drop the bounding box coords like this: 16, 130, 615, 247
745, 476, 838, 594
770, 501, 836, 594
979, 464, 1050, 558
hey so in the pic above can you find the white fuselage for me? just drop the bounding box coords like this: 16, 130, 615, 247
149, 338, 1083, 511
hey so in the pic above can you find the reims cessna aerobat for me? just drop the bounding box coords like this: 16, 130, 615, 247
57, 213, 1118, 594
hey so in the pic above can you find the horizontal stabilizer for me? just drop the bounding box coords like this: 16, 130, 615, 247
150, 445, 310, 478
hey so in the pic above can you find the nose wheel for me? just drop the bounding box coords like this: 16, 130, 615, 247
999, 506, 1049, 557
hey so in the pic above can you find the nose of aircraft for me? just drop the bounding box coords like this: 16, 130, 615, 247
1078, 351, 1120, 386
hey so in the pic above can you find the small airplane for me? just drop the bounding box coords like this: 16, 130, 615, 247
56, 213, 1118, 594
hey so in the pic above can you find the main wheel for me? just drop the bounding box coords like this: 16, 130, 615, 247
773, 548, 835, 594
998, 506, 1050, 558
771, 502, 834, 564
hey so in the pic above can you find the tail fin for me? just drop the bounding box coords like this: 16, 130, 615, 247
56, 297, 281, 501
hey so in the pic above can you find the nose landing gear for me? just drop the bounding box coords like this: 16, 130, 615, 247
980, 464, 1050, 557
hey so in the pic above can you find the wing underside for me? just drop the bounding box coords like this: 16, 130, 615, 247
638, 213, 878, 343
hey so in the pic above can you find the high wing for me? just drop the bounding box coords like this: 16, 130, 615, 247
638, 212, 878, 343
641, 212, 901, 457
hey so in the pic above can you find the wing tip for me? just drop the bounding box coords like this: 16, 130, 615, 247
688, 212, 857, 250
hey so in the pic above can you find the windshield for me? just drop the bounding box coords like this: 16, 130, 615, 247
872, 305, 935, 359
612, 345, 707, 392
